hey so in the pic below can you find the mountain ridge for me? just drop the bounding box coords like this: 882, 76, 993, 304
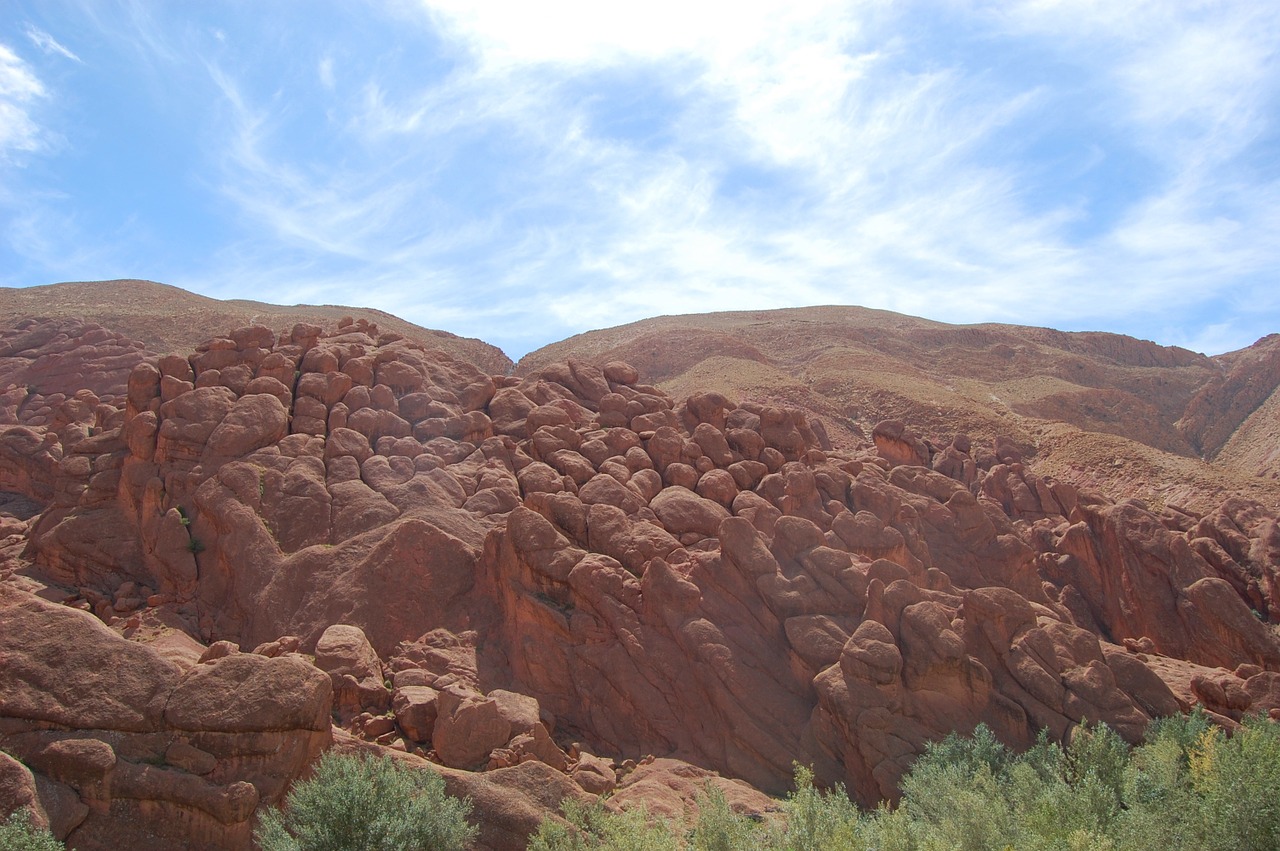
0, 279, 513, 375
5, 280, 1277, 512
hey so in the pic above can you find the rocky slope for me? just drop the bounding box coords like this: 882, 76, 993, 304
0, 284, 1278, 849
518, 307, 1280, 513
0, 280, 512, 376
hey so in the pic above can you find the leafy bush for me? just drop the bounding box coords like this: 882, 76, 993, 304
255, 751, 475, 851
528, 799, 680, 851
1187, 714, 1280, 851
688, 785, 762, 851
0, 811, 63, 851
876, 722, 1132, 850
773, 764, 861, 851
524, 713, 1280, 851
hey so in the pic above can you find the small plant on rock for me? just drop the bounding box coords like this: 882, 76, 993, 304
0, 811, 64, 851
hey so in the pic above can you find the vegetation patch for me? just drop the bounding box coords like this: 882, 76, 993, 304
255, 751, 475, 851
531, 712, 1280, 851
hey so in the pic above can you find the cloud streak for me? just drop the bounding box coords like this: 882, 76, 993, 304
3, 0, 1278, 359
24, 25, 80, 62
0, 43, 45, 161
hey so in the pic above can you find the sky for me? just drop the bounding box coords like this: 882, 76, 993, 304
1, 1, 1278, 360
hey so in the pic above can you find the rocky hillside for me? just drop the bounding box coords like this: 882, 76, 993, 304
0, 283, 1278, 850
519, 307, 1280, 513
0, 280, 512, 376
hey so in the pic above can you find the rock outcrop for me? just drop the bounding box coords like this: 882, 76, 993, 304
3, 312, 1280, 848
0, 588, 331, 849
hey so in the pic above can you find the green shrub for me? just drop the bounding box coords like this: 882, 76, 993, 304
1063, 721, 1128, 811
883, 722, 1132, 850
528, 799, 680, 851
255, 751, 475, 851
0, 811, 63, 851
1189, 715, 1280, 851
915, 723, 1011, 780
688, 785, 762, 851
776, 764, 861, 851
900, 759, 1013, 851
1145, 706, 1213, 754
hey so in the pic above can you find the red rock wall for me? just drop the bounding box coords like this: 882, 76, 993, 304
5, 317, 1280, 845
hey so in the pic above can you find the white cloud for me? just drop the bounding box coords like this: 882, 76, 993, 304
24, 25, 81, 63
0, 43, 46, 161
421, 0, 865, 67
318, 55, 335, 90
206, 63, 450, 261
1169, 321, 1256, 358
2, 201, 134, 281
101, 0, 1279, 359
197, 0, 1272, 356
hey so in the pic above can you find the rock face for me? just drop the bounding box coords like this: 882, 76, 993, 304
515, 305, 1280, 513
3, 310, 1280, 848
24, 318, 507, 656
0, 588, 331, 848
1178, 333, 1280, 465
0, 318, 145, 508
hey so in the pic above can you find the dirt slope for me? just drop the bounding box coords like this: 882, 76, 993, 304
0, 279, 513, 375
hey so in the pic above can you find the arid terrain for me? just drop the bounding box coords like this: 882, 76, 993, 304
520, 307, 1280, 513
1, 280, 1278, 850
0, 280, 511, 375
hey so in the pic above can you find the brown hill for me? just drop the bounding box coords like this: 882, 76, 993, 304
0, 279, 514, 375
518, 306, 1280, 513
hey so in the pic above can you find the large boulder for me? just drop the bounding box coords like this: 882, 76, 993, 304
0, 587, 332, 849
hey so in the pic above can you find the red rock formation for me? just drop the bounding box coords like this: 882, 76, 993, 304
4, 316, 1280, 849
1178, 333, 1280, 459
0, 587, 331, 848
1189, 497, 1280, 621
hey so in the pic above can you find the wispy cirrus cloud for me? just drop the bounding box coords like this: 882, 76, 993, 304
0, 43, 46, 161
3, 0, 1277, 359
24, 25, 80, 63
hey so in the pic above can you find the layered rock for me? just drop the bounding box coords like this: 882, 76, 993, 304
0, 587, 331, 849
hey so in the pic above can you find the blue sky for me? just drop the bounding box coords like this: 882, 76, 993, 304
1, 1, 1277, 360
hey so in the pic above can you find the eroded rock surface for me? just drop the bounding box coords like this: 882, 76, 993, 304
0, 588, 330, 848
3, 315, 1280, 848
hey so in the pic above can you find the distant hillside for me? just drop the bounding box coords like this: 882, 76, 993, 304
518, 306, 1280, 512
3, 285, 1275, 511
0, 279, 514, 375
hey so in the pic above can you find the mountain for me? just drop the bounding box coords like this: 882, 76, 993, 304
0, 279, 513, 375
0, 281, 1277, 850
519, 306, 1280, 512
